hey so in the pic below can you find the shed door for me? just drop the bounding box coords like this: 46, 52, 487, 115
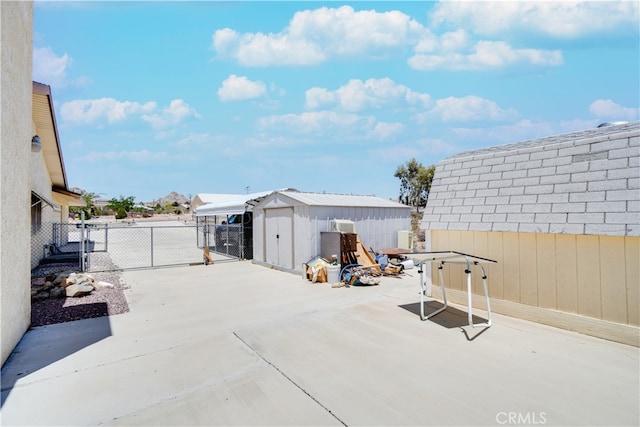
265, 207, 293, 269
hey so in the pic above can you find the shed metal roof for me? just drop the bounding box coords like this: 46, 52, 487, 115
274, 191, 410, 209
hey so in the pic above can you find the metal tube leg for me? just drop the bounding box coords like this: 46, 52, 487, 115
438, 264, 448, 309
465, 257, 473, 327
419, 265, 425, 320
468, 263, 492, 328
480, 265, 492, 327
421, 263, 447, 321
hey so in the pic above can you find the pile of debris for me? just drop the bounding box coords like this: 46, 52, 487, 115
31, 272, 114, 301
304, 232, 411, 287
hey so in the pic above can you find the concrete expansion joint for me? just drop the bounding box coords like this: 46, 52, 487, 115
233, 332, 348, 427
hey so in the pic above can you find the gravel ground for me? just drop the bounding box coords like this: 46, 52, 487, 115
30, 252, 130, 327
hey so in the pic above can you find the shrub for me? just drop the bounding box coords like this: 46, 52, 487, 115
115, 207, 127, 220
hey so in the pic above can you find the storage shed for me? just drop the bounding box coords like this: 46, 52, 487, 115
252, 191, 412, 273
421, 121, 639, 346
192, 189, 287, 260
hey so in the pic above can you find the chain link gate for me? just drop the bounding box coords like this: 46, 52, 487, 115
195, 216, 252, 260
32, 219, 243, 273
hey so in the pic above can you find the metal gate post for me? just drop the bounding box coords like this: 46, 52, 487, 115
85, 228, 91, 271
80, 211, 86, 272
240, 223, 244, 259
150, 226, 154, 267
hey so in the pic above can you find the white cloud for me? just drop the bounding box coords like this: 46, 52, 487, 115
409, 40, 562, 71
211, 4, 598, 72
212, 5, 424, 66
429, 1, 639, 39
450, 119, 601, 146
421, 96, 518, 122
306, 78, 430, 112
416, 137, 461, 157
369, 122, 405, 140
33, 46, 72, 87
61, 98, 157, 124
259, 111, 371, 135
305, 87, 336, 110
61, 98, 200, 130
142, 99, 201, 129
589, 99, 640, 121
174, 132, 213, 148
81, 150, 168, 163
218, 75, 267, 102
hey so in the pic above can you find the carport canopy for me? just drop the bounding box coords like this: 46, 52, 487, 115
193, 189, 290, 217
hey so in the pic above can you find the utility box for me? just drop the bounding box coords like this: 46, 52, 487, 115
320, 232, 341, 261
398, 230, 413, 250
331, 219, 356, 234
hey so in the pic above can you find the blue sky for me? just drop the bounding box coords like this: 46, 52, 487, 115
33, 1, 639, 203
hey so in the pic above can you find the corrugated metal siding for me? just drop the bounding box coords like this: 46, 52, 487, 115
308, 205, 411, 254
253, 191, 411, 272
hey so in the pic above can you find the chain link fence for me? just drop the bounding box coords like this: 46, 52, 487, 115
195, 216, 253, 260
31, 220, 246, 273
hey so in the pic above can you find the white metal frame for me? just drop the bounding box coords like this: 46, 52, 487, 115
406, 251, 496, 328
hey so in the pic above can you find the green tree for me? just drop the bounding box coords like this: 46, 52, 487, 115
394, 158, 435, 213
70, 190, 100, 219
106, 195, 136, 219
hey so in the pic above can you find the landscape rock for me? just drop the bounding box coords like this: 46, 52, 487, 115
65, 283, 95, 298
50, 286, 66, 299
31, 277, 45, 286
33, 291, 50, 301
32, 271, 101, 301
95, 281, 114, 289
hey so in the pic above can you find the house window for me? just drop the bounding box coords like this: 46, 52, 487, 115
31, 194, 42, 234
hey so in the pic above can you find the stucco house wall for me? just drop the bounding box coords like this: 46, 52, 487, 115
421, 122, 639, 346
1, 1, 34, 366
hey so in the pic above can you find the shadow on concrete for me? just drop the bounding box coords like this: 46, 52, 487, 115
31, 299, 112, 327
1, 305, 112, 407
398, 301, 491, 341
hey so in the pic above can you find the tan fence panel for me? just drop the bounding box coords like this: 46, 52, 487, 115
600, 236, 628, 324
536, 234, 557, 310
555, 234, 578, 314
576, 235, 602, 319
429, 230, 639, 328
625, 238, 640, 326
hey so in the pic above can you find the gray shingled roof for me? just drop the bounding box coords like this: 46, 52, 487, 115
421, 122, 640, 236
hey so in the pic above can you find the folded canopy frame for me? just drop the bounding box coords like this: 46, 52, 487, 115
402, 251, 497, 328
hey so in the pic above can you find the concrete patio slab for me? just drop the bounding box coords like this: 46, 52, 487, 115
1, 261, 638, 426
